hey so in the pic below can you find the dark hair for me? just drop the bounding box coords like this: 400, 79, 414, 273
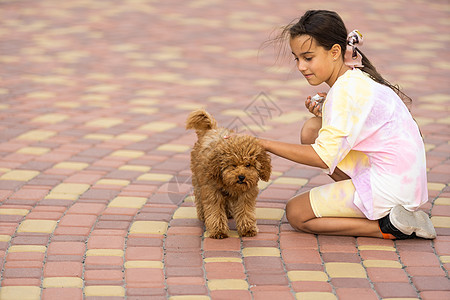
271, 10, 412, 108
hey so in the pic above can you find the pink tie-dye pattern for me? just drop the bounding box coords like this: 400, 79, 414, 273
312, 69, 428, 219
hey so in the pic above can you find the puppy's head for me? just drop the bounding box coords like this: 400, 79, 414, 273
209, 135, 271, 191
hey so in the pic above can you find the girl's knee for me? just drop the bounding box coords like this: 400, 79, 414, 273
285, 193, 316, 232
300, 117, 322, 145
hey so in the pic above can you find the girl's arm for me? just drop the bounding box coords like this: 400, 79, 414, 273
258, 138, 328, 169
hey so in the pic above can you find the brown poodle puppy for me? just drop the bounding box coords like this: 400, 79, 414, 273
186, 109, 271, 239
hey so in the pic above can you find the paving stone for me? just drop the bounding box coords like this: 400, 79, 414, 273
1, 0, 449, 298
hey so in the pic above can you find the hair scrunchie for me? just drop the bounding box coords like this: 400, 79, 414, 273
344, 29, 364, 69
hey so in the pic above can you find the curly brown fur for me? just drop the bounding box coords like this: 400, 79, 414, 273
186, 109, 271, 239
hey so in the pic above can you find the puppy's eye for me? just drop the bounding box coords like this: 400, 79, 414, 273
246, 164, 251, 168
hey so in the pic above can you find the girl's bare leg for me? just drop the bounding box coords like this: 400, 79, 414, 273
286, 191, 383, 238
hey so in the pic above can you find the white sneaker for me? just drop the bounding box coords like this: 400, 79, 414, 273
389, 205, 436, 239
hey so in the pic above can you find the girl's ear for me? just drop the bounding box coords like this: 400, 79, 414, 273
330, 44, 342, 61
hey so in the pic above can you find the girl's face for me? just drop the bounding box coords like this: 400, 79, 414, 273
290, 35, 342, 87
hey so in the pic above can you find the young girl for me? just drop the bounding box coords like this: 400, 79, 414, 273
258, 10, 436, 239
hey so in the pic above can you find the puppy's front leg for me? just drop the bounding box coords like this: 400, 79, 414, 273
203, 189, 229, 239
233, 192, 258, 237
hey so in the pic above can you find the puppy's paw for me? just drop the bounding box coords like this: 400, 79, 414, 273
209, 231, 229, 239
239, 225, 258, 237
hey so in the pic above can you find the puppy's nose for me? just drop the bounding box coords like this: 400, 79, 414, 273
238, 175, 246, 181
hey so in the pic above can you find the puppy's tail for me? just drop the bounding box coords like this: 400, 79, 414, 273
186, 109, 218, 137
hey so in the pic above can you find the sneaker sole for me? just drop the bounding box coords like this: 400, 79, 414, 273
390, 205, 436, 239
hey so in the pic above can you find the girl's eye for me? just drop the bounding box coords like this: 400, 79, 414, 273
305, 57, 312, 61
293, 57, 299, 62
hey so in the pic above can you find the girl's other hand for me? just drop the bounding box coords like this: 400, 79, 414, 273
305, 92, 327, 117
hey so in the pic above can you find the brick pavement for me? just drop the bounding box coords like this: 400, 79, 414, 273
0, 0, 449, 299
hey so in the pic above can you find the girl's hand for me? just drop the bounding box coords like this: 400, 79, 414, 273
305, 92, 327, 117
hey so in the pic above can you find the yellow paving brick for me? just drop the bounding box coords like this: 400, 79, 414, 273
110, 150, 145, 158
247, 124, 272, 132
124, 261, 164, 269
43, 277, 83, 288
242, 247, 280, 257
0, 167, 10, 174
440, 256, 450, 263
424, 143, 436, 152
54, 102, 81, 108
17, 220, 57, 233
274, 177, 308, 186
108, 196, 147, 209
17, 129, 56, 141
208, 96, 234, 104
428, 182, 446, 191
45, 193, 79, 201
16, 147, 50, 155
85, 118, 123, 128
383, 298, 418, 300
431, 216, 450, 228
80, 94, 110, 101
184, 195, 195, 203
157, 144, 191, 153
129, 221, 168, 235
258, 180, 272, 190
84, 286, 125, 297
0, 286, 41, 300
175, 103, 203, 110
53, 162, 89, 170
184, 78, 219, 86
26, 91, 55, 99
51, 183, 90, 195
86, 84, 121, 93
139, 121, 177, 132
0, 170, 40, 181
31, 113, 69, 123
8, 245, 47, 253
363, 260, 402, 268
119, 165, 151, 172
255, 208, 285, 220
169, 296, 211, 300
203, 257, 242, 263
288, 270, 328, 282
295, 292, 337, 300
85, 249, 124, 257
222, 109, 247, 117
0, 235, 11, 242
134, 89, 165, 97
207, 279, 249, 291
137, 173, 173, 182
325, 262, 367, 278
83, 133, 114, 140
173, 207, 198, 219
0, 208, 29, 216
95, 179, 130, 186
358, 245, 396, 251
115, 133, 148, 142
271, 111, 311, 124
435, 197, 450, 205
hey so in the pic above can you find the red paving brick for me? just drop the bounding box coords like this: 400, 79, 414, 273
1, 0, 449, 299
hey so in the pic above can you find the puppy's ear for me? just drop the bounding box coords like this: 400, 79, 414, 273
208, 147, 224, 181
256, 150, 271, 182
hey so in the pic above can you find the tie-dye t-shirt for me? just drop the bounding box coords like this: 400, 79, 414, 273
311, 68, 428, 220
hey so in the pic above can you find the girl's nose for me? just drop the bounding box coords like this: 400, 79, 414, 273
297, 60, 307, 72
